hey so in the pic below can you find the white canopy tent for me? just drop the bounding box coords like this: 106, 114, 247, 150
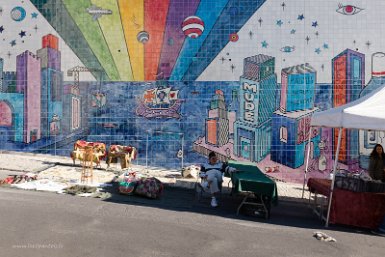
303, 85, 385, 227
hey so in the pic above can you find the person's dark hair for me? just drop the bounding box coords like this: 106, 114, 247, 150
370, 144, 385, 159
208, 151, 216, 159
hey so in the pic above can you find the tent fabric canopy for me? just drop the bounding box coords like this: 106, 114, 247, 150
306, 85, 385, 227
311, 86, 385, 130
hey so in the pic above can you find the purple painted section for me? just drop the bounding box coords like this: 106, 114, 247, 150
37, 47, 61, 71
16, 53, 27, 94
157, 0, 200, 80
16, 51, 41, 143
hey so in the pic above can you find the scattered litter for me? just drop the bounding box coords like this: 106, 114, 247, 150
78, 193, 94, 197
92, 192, 112, 199
313, 232, 337, 242
165, 174, 182, 178
181, 165, 200, 178
0, 173, 38, 185
99, 183, 113, 187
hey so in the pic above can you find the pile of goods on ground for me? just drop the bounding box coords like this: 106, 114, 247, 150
118, 171, 163, 199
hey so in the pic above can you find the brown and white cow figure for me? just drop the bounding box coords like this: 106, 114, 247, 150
106, 145, 137, 169
70, 140, 107, 168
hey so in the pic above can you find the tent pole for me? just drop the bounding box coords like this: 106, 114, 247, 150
302, 126, 313, 199
325, 128, 343, 227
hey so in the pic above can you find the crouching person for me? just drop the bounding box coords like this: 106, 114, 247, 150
200, 152, 235, 208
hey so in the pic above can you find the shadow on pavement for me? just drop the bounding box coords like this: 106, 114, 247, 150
100, 182, 371, 235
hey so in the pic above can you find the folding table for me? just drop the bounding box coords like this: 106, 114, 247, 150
228, 161, 278, 218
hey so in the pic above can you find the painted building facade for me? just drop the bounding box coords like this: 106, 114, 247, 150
0, 58, 3, 93
233, 54, 277, 162
1, 0, 384, 183
332, 49, 365, 167
37, 34, 63, 137
271, 63, 320, 169
16, 51, 41, 143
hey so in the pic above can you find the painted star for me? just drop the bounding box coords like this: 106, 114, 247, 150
0, 25, 4, 33
276, 20, 283, 27
312, 21, 318, 28
261, 40, 268, 48
315, 48, 321, 54
290, 29, 296, 34
10, 40, 16, 47
31, 12, 38, 19
323, 43, 329, 49
298, 14, 305, 20
258, 17, 263, 26
19, 30, 26, 38
231, 64, 236, 72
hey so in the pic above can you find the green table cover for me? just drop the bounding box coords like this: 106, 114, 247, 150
228, 160, 278, 205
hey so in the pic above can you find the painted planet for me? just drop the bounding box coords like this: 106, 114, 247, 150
137, 31, 149, 44
167, 37, 174, 46
182, 16, 204, 38
229, 33, 239, 42
11, 6, 26, 22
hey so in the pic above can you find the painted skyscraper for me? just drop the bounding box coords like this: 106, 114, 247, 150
16, 51, 42, 143
271, 63, 320, 169
332, 49, 365, 166
37, 34, 63, 137
227, 89, 239, 139
233, 54, 277, 162
206, 90, 229, 147
62, 85, 81, 134
0, 58, 3, 93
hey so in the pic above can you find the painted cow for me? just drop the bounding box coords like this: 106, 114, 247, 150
70, 140, 107, 167
106, 145, 138, 169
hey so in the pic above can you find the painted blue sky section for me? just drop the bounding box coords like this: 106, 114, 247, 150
169, 0, 229, 81
183, 0, 267, 81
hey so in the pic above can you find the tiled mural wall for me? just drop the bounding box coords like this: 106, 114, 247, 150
0, 0, 383, 183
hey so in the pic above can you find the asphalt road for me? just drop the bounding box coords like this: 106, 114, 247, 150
0, 186, 384, 257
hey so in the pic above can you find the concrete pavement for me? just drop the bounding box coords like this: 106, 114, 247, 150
0, 151, 310, 201
0, 185, 384, 257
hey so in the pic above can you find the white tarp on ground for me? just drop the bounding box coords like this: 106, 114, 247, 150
311, 86, 385, 130
11, 179, 69, 192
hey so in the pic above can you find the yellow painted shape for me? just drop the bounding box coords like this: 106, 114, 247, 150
91, 0, 133, 81
118, 0, 144, 81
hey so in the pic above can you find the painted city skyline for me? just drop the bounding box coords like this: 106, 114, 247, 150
1, 1, 385, 183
